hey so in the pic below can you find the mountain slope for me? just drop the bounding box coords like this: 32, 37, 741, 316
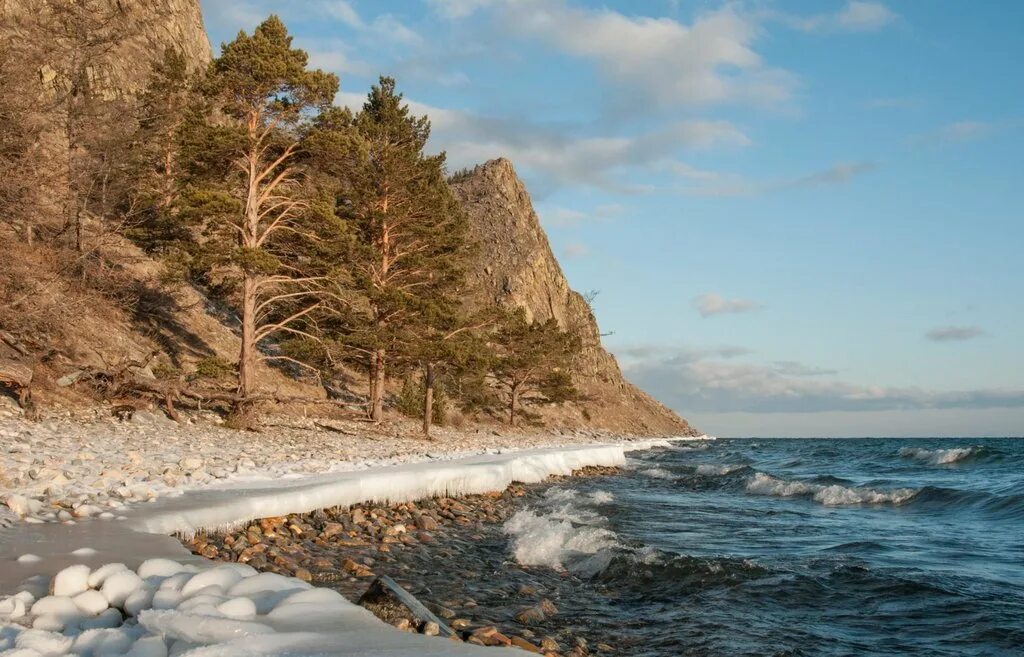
451, 159, 696, 435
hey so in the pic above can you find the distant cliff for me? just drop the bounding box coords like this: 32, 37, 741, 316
451, 159, 696, 435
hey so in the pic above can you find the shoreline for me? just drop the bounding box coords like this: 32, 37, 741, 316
180, 465, 622, 655
0, 423, 700, 656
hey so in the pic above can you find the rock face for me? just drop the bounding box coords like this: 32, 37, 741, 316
0, 0, 212, 94
451, 159, 695, 435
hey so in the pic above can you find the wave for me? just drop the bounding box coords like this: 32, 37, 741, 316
695, 463, 748, 476
639, 467, 675, 479
908, 485, 1024, 520
503, 509, 618, 572
746, 472, 918, 506
594, 548, 769, 596
898, 445, 992, 465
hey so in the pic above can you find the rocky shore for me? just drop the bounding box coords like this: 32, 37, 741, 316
0, 411, 633, 528
181, 466, 622, 656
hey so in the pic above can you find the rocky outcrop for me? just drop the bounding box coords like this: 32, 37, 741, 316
451, 159, 695, 436
0, 0, 212, 94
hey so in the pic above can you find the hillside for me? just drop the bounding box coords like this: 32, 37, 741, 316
451, 159, 694, 435
0, 0, 695, 436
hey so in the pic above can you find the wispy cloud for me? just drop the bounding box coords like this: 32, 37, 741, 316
562, 242, 589, 259
623, 348, 1024, 414
694, 293, 761, 318
864, 96, 922, 110
336, 91, 749, 196
926, 326, 986, 342
781, 1, 898, 33
541, 203, 625, 227
913, 120, 1014, 146
683, 161, 877, 197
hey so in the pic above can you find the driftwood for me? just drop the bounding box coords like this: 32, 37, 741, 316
57, 355, 354, 423
0, 358, 33, 408
357, 576, 456, 638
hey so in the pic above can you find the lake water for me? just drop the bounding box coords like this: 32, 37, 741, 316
397, 438, 1024, 656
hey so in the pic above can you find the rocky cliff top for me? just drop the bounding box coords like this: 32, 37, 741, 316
451, 159, 696, 436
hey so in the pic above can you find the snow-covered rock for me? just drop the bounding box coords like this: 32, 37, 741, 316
100, 571, 144, 607
51, 565, 90, 597
71, 590, 109, 616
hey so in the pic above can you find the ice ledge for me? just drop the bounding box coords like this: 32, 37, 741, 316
0, 439, 700, 656
129, 443, 629, 537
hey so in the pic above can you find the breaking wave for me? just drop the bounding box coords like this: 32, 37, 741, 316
898, 445, 992, 465
746, 472, 918, 506
503, 509, 619, 572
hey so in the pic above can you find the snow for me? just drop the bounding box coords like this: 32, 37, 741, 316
99, 571, 143, 608
70, 591, 107, 616
0, 423, 710, 656
86, 565, 128, 590
51, 567, 90, 598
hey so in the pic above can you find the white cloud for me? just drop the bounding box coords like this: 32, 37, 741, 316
322, 0, 363, 28
694, 293, 761, 317
783, 1, 897, 33
835, 1, 898, 31
513, 1, 797, 108
623, 349, 1024, 414
562, 242, 589, 259
926, 326, 985, 342
427, 0, 494, 19
542, 203, 625, 227
336, 90, 749, 195
918, 120, 997, 145
682, 161, 877, 197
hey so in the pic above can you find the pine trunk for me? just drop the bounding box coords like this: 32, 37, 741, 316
509, 384, 518, 427
422, 362, 435, 437
238, 274, 257, 401
371, 348, 385, 422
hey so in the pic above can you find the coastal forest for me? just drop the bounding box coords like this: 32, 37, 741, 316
0, 12, 586, 433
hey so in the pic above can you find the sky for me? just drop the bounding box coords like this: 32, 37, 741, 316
198, 0, 1024, 437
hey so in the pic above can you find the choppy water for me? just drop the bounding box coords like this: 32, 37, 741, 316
394, 438, 1024, 656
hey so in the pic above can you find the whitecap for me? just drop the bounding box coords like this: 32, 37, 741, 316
639, 468, 674, 479
898, 446, 984, 465
695, 464, 745, 476
746, 472, 917, 507
503, 510, 618, 571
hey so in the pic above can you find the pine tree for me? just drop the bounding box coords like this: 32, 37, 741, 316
176, 16, 337, 422
312, 77, 468, 424
123, 47, 195, 253
488, 309, 582, 427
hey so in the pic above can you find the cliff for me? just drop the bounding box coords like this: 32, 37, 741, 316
451, 159, 696, 436
0, 0, 212, 92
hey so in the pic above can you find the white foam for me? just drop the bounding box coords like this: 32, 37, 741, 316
503, 510, 617, 570
898, 446, 982, 465
639, 467, 674, 479
746, 472, 917, 506
695, 464, 744, 476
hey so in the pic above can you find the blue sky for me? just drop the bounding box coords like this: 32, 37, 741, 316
199, 0, 1024, 437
